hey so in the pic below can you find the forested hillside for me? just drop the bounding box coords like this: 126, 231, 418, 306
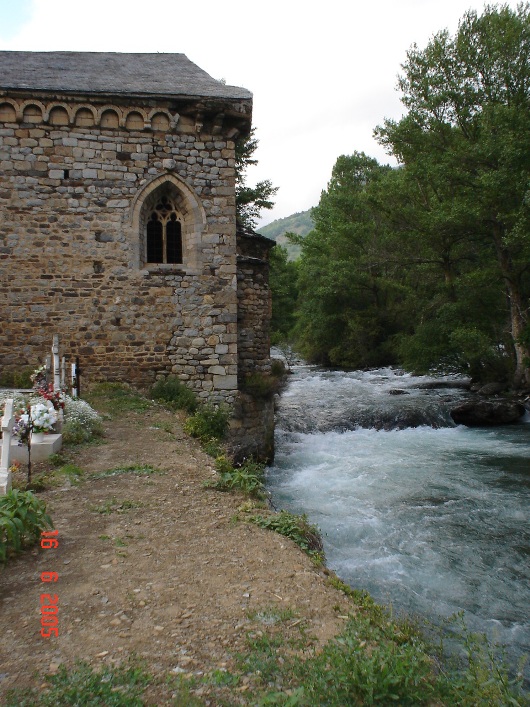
258, 210, 313, 259
269, 4, 530, 389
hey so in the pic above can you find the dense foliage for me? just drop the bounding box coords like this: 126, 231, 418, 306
0, 489, 53, 563
279, 4, 530, 387
235, 128, 278, 229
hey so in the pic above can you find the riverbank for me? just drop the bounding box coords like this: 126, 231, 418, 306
0, 386, 358, 704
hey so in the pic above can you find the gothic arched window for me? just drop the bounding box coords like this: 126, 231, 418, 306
145, 196, 183, 264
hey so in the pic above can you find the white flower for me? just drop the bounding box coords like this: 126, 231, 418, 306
31, 402, 58, 432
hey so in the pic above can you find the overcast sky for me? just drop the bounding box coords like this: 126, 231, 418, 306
0, 0, 521, 226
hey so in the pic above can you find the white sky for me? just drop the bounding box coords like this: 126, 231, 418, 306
0, 0, 522, 226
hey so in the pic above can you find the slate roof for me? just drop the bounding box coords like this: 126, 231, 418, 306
0, 51, 252, 101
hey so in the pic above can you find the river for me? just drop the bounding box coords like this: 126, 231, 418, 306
266, 363, 530, 679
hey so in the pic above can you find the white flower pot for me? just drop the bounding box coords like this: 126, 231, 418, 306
31, 431, 45, 444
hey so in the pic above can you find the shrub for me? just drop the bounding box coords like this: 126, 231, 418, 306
0, 489, 53, 563
242, 373, 281, 399
62, 397, 104, 444
150, 376, 198, 412
271, 358, 287, 377
0, 367, 33, 389
184, 403, 229, 441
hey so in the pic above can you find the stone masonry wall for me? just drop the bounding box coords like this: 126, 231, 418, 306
0, 91, 249, 402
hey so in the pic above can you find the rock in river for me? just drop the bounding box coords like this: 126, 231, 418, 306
450, 400, 526, 426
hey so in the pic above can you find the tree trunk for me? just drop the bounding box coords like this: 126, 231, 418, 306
492, 223, 530, 388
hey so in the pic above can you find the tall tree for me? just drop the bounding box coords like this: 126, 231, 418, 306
235, 128, 279, 230
295, 153, 410, 368
376, 3, 530, 387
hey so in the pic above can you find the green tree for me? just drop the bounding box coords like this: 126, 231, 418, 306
235, 128, 279, 229
269, 243, 299, 344
376, 3, 530, 387
295, 153, 410, 368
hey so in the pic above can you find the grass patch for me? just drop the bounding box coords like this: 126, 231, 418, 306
91, 497, 144, 515
85, 383, 153, 418
247, 510, 324, 563
93, 464, 160, 479
24, 462, 85, 492
213, 599, 528, 707
150, 375, 198, 413
4, 659, 205, 706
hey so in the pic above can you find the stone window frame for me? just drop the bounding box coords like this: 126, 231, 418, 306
146, 196, 183, 264
130, 173, 206, 274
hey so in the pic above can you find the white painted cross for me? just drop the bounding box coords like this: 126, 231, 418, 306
0, 399, 15, 495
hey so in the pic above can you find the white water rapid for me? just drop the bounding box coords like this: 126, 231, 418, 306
267, 364, 530, 679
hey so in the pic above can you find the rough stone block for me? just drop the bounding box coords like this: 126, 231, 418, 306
213, 374, 237, 390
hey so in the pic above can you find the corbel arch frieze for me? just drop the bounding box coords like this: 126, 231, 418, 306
98, 105, 123, 128
48, 103, 74, 125
123, 108, 148, 130
0, 98, 19, 121
20, 99, 47, 122
147, 108, 179, 131
74, 104, 97, 126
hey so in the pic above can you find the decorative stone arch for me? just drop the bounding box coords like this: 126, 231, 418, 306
147, 108, 178, 132
98, 105, 122, 129
48, 103, 72, 126
74, 105, 97, 127
21, 99, 46, 124
0, 99, 18, 123
130, 173, 207, 272
124, 109, 147, 130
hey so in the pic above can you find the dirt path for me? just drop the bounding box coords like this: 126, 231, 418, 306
0, 402, 356, 703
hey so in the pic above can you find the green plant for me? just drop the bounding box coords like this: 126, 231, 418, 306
271, 358, 287, 377
184, 403, 229, 441
284, 614, 437, 706
4, 660, 151, 706
205, 456, 265, 497
150, 375, 198, 412
201, 437, 224, 458
247, 510, 324, 561
4, 659, 205, 706
0, 489, 53, 563
242, 372, 280, 399
435, 613, 529, 706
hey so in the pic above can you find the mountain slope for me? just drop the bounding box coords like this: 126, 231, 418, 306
258, 209, 314, 259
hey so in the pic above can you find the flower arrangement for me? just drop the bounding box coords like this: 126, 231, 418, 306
36, 383, 66, 411
30, 364, 47, 388
14, 402, 58, 437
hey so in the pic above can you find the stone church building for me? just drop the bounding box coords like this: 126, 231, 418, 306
0, 51, 275, 459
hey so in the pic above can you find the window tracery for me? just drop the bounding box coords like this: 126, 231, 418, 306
145, 196, 183, 264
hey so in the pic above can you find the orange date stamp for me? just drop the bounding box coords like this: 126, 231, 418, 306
40, 529, 59, 638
